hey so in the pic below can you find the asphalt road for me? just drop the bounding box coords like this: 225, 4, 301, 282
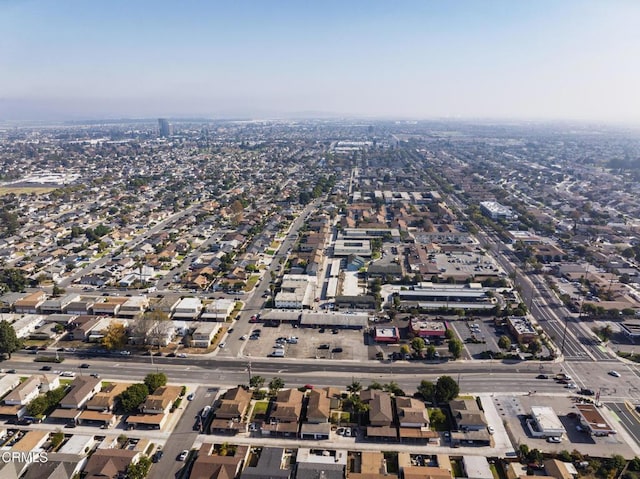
609, 401, 640, 447
148, 385, 218, 479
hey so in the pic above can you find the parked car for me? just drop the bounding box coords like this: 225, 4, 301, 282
579, 388, 595, 396
547, 436, 561, 443
318, 344, 330, 350
332, 347, 343, 353
608, 370, 621, 378
152, 450, 164, 463
187, 393, 195, 401
177, 450, 189, 461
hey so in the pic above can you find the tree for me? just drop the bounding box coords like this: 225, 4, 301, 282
435, 376, 459, 403
50, 430, 64, 449
425, 345, 437, 359
119, 383, 149, 413
126, 456, 152, 479
411, 337, 426, 354
101, 322, 127, 351
448, 338, 463, 359
144, 373, 167, 394
132, 310, 172, 348
429, 408, 447, 430
498, 335, 511, 350
383, 381, 405, 396
444, 329, 455, 340
0, 320, 21, 358
52, 283, 65, 297
347, 381, 362, 395
268, 377, 285, 395
0, 268, 27, 293
250, 375, 265, 390
528, 340, 542, 355
417, 380, 436, 403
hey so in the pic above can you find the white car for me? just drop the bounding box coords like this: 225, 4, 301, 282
177, 353, 187, 358
218, 342, 226, 348
487, 426, 495, 435
547, 436, 561, 443
608, 370, 621, 378
177, 450, 189, 461
59, 371, 76, 377
565, 382, 577, 389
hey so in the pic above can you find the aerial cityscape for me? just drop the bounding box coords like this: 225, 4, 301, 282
1, 1, 640, 479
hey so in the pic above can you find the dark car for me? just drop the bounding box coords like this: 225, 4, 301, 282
40, 365, 52, 371
318, 344, 330, 350
152, 450, 164, 463
579, 388, 595, 396
319, 328, 325, 333
79, 363, 90, 369
536, 374, 549, 379
332, 347, 343, 353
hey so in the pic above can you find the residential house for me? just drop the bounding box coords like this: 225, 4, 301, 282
395, 397, 437, 444
240, 447, 292, 479
191, 323, 220, 348
262, 389, 303, 438
350, 451, 399, 479
189, 443, 248, 479
68, 316, 102, 341
211, 386, 252, 435
14, 291, 47, 314
39, 294, 81, 314
20, 453, 86, 479
139, 385, 182, 415
300, 388, 331, 440
3, 376, 42, 405
363, 390, 397, 441
83, 448, 140, 479
173, 297, 203, 319
59, 376, 102, 409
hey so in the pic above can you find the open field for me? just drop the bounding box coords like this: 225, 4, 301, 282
0, 186, 58, 196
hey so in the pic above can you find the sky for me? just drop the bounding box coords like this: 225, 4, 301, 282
1, 0, 639, 122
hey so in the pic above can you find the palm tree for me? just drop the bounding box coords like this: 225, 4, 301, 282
346, 381, 362, 396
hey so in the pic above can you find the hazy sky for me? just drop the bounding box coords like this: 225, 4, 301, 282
1, 0, 639, 121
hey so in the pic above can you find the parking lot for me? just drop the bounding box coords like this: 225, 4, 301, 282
449, 318, 502, 359
496, 394, 636, 458
239, 323, 369, 360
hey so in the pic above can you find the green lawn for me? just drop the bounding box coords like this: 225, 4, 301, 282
252, 400, 269, 419
245, 275, 259, 291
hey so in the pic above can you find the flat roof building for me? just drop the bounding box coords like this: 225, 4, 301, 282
527, 406, 565, 438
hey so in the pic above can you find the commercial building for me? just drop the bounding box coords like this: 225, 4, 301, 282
480, 201, 516, 221
575, 403, 616, 436
527, 406, 565, 438
506, 316, 538, 343
334, 239, 372, 257
409, 318, 447, 339
373, 327, 400, 343
397, 283, 496, 311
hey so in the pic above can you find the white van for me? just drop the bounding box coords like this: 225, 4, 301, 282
270, 350, 285, 357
